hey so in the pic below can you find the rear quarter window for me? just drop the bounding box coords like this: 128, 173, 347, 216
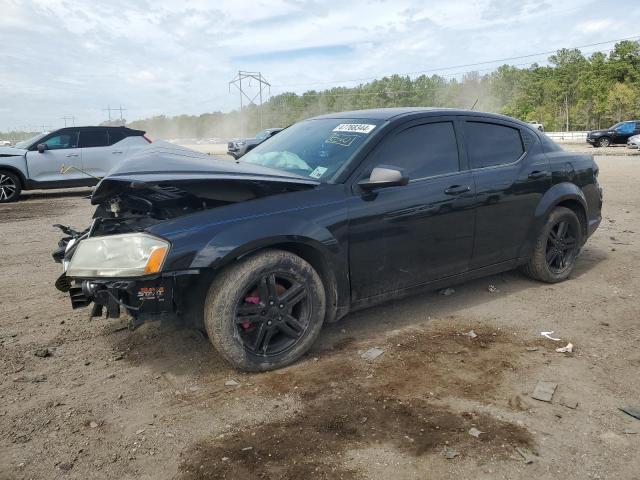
108, 130, 127, 145
465, 121, 524, 169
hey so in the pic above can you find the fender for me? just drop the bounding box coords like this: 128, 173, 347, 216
534, 181, 588, 221
516, 182, 588, 260
0, 160, 28, 187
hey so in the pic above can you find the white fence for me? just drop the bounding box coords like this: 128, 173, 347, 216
544, 131, 588, 142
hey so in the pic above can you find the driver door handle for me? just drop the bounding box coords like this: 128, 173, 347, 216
112, 151, 123, 154
444, 185, 471, 195
528, 170, 546, 179
66, 153, 79, 157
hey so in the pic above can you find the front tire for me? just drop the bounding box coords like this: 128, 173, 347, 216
204, 249, 326, 371
597, 137, 611, 147
0, 171, 21, 203
523, 207, 583, 283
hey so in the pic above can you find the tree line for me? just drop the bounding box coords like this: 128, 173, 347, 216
3, 41, 639, 141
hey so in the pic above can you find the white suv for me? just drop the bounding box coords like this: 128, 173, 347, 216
0, 126, 151, 202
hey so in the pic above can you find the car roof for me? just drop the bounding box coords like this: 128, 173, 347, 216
54, 126, 145, 134
308, 107, 530, 126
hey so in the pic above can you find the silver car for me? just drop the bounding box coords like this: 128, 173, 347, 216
0, 126, 150, 202
627, 134, 640, 149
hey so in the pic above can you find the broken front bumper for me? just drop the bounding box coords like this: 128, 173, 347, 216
55, 270, 199, 328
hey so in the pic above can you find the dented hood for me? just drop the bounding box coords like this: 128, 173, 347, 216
92, 141, 319, 204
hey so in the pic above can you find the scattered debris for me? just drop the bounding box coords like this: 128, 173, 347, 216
623, 428, 638, 435
515, 446, 537, 464
555, 343, 574, 353
525, 347, 539, 352
487, 284, 499, 293
468, 427, 483, 438
442, 446, 459, 459
531, 381, 557, 402
106, 373, 116, 379
361, 347, 384, 361
600, 321, 610, 327
619, 406, 640, 421
541, 331, 561, 341
225, 379, 240, 387
241, 447, 253, 451
34, 348, 52, 358
58, 462, 74, 471
508, 394, 531, 411
89, 421, 98, 429
464, 330, 478, 339
439, 287, 455, 296
558, 398, 578, 409
135, 429, 145, 435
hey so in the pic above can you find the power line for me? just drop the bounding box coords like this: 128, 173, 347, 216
275, 34, 640, 89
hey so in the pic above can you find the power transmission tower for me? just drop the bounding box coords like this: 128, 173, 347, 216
61, 116, 75, 127
229, 71, 271, 134
102, 105, 127, 125
117, 105, 127, 121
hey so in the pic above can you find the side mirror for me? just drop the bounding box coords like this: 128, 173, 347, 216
358, 165, 409, 191
37, 143, 47, 153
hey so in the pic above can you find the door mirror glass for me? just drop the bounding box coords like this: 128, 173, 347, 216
37, 143, 47, 153
358, 165, 408, 190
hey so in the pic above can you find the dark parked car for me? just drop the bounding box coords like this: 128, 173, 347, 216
587, 120, 640, 147
53, 109, 602, 371
227, 128, 283, 159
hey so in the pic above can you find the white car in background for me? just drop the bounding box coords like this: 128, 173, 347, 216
526, 120, 545, 132
0, 126, 151, 202
626, 134, 640, 149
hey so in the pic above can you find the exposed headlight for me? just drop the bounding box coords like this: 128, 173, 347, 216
67, 233, 169, 277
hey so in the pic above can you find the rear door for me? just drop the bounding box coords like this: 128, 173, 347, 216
348, 118, 476, 301
25, 129, 82, 183
463, 118, 550, 268
78, 128, 110, 178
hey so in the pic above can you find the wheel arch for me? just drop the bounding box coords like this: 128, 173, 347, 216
0, 165, 26, 188
207, 236, 347, 324
534, 182, 588, 238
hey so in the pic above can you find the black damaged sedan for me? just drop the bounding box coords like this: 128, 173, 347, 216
54, 108, 602, 371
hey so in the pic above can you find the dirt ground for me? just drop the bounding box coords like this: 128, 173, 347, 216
1, 153, 639, 480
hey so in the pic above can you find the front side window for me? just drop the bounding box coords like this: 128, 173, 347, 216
465, 121, 524, 169
371, 122, 460, 180
79, 130, 109, 148
42, 131, 79, 150
242, 118, 382, 182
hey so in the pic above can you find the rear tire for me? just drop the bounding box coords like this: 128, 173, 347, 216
522, 207, 583, 283
0, 170, 21, 203
204, 249, 326, 371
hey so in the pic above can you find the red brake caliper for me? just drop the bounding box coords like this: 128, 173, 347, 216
242, 292, 261, 330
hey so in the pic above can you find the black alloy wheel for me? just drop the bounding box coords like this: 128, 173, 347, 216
204, 249, 326, 371
235, 272, 310, 356
545, 219, 578, 274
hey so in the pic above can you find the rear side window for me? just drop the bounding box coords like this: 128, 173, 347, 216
108, 130, 126, 145
79, 129, 109, 148
465, 122, 524, 169
374, 122, 459, 179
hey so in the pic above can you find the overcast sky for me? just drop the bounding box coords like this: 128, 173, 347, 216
1, 0, 640, 131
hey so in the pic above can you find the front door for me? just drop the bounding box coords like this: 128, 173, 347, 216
348, 119, 476, 301
26, 129, 83, 183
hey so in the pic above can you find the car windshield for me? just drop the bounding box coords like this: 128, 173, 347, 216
15, 133, 47, 149
242, 118, 381, 182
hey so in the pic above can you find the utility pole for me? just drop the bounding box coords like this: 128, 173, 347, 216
229, 71, 271, 134
61, 116, 75, 127
103, 105, 113, 122
117, 105, 127, 121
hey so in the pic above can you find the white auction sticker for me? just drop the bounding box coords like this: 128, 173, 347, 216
309, 166, 328, 179
333, 123, 376, 134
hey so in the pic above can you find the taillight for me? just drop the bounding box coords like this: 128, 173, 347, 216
143, 134, 152, 143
